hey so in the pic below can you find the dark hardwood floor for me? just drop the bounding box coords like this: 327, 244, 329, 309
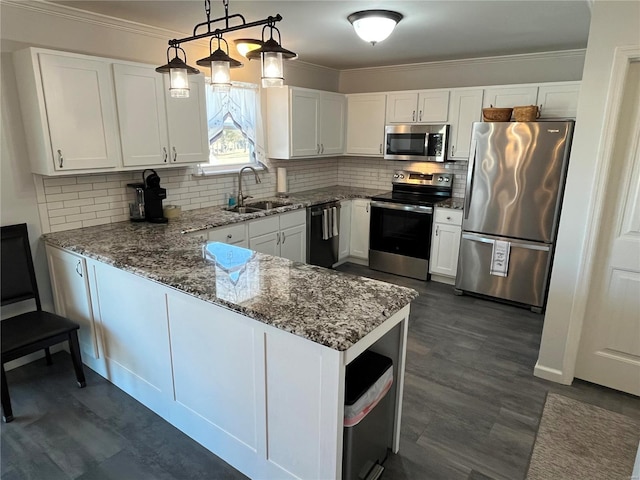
2, 263, 638, 479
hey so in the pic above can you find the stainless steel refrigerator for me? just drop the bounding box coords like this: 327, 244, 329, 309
454, 121, 574, 312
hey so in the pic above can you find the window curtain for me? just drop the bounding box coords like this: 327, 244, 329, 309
205, 82, 266, 164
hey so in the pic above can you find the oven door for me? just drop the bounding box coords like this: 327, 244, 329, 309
369, 201, 434, 280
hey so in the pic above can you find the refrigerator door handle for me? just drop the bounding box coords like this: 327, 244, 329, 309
464, 136, 477, 219
462, 233, 551, 251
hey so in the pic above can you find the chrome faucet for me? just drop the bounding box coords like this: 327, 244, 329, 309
237, 166, 261, 206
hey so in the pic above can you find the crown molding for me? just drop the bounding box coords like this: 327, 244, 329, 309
340, 49, 587, 75
1, 0, 207, 47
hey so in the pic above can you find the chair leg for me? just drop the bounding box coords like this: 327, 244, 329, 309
1, 364, 14, 423
68, 332, 86, 388
45, 347, 53, 365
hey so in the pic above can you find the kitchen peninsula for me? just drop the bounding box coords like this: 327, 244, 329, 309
43, 197, 417, 480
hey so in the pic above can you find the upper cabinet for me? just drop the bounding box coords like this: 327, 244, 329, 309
267, 86, 346, 159
345, 94, 386, 156
386, 90, 449, 124
14, 49, 121, 175
448, 88, 484, 161
13, 48, 208, 176
482, 82, 580, 119
114, 64, 209, 167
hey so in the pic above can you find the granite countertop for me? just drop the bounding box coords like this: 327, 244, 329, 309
43, 186, 417, 351
436, 198, 465, 210
175, 186, 388, 234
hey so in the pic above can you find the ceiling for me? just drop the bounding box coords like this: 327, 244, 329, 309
53, 1, 591, 70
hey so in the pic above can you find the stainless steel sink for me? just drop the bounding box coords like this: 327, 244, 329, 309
225, 206, 263, 214
246, 200, 290, 210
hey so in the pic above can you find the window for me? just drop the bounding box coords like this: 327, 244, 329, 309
200, 82, 263, 173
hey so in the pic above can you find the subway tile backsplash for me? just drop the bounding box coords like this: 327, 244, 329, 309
35, 157, 467, 233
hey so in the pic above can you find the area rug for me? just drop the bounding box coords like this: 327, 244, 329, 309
526, 393, 640, 480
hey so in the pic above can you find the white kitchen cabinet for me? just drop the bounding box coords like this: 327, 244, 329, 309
430, 208, 463, 283
267, 87, 345, 159
13, 48, 121, 175
249, 210, 306, 262
338, 200, 352, 262
448, 88, 484, 160
46, 245, 99, 359
114, 64, 209, 167
349, 199, 370, 261
345, 94, 386, 156
386, 90, 449, 124
208, 223, 248, 248
537, 82, 580, 118
482, 85, 539, 112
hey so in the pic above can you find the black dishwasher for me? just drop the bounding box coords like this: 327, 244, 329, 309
306, 201, 340, 268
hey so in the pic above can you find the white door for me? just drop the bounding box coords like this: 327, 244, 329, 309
430, 223, 461, 277
575, 63, 640, 395
113, 64, 169, 167
338, 200, 352, 261
537, 83, 581, 119
46, 247, 98, 359
350, 199, 370, 260
417, 90, 450, 123
38, 54, 120, 171
386, 92, 418, 123
346, 94, 386, 156
291, 89, 320, 157
249, 231, 280, 257
448, 89, 483, 160
166, 74, 210, 164
280, 224, 306, 263
319, 93, 345, 156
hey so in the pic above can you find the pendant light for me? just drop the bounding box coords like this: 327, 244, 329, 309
348, 10, 403, 45
155, 46, 200, 98
197, 35, 243, 90
246, 23, 297, 88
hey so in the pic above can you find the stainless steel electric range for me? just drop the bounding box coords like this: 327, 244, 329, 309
369, 170, 453, 281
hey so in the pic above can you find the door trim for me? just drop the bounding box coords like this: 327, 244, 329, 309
536, 45, 640, 384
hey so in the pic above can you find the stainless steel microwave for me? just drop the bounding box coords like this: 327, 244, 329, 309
384, 124, 450, 162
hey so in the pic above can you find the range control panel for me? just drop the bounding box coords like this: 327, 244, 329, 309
392, 170, 453, 187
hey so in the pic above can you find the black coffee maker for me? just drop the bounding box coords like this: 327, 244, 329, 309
140, 169, 168, 224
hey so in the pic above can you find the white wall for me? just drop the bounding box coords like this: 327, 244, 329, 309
339, 50, 585, 93
535, 0, 640, 383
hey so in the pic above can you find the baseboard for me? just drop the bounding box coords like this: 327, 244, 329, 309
534, 361, 572, 385
430, 274, 456, 285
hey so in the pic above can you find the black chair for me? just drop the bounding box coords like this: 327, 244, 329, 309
1, 223, 86, 422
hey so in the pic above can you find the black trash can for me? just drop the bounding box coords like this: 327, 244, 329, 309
342, 350, 393, 480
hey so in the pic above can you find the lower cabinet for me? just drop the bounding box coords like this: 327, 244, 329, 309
249, 210, 306, 263
349, 199, 371, 261
46, 245, 98, 359
429, 208, 463, 283
208, 222, 248, 248
338, 200, 352, 262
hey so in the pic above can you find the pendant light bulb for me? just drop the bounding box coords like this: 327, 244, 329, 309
169, 67, 190, 98
210, 61, 231, 87
261, 52, 284, 88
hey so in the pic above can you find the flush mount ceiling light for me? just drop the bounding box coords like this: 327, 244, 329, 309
197, 34, 242, 90
348, 10, 403, 45
155, 46, 200, 98
157, 0, 295, 95
234, 39, 263, 58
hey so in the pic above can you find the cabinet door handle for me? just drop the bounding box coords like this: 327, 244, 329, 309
282, 232, 286, 244
366, 203, 369, 213
419, 110, 423, 121
447, 216, 452, 220
163, 147, 168, 162
435, 225, 439, 237
172, 146, 177, 162
412, 110, 416, 122
277, 232, 281, 245
75, 260, 83, 277
321, 144, 324, 154
317, 144, 320, 154
451, 145, 456, 156
57, 149, 64, 168
379, 143, 382, 154
227, 234, 232, 240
